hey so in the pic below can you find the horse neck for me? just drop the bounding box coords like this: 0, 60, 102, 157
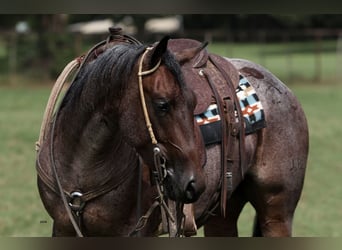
52, 87, 139, 188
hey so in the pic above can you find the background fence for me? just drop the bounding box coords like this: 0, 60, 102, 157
1, 27, 341, 85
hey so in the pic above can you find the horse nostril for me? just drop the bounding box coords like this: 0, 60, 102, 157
185, 180, 197, 202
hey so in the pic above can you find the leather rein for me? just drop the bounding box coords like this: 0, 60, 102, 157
36, 37, 183, 237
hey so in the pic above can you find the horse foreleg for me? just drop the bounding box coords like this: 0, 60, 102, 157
252, 215, 262, 236
52, 220, 79, 237
52, 222, 56, 237
204, 187, 247, 237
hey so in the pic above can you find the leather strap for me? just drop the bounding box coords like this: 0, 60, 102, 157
199, 55, 246, 217
209, 56, 246, 180
201, 68, 230, 217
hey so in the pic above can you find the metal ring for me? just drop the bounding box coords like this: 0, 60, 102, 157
68, 191, 84, 208
153, 146, 161, 154
70, 191, 83, 198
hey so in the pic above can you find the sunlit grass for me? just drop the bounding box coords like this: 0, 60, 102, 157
1, 82, 341, 237
208, 40, 338, 84
0, 86, 53, 236
290, 84, 342, 237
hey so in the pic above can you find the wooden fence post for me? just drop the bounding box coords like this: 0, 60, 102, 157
337, 31, 342, 80
9, 32, 17, 84
314, 31, 322, 83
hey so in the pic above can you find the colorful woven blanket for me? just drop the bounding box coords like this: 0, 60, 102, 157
196, 73, 266, 145
236, 73, 266, 134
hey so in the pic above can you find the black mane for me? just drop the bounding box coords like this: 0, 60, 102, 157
59, 42, 185, 114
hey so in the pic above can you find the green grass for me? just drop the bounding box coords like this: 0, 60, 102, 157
208, 40, 339, 83
290, 84, 342, 237
0, 86, 53, 236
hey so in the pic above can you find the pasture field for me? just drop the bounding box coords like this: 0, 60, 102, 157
0, 40, 341, 237
208, 40, 339, 83
0, 82, 341, 237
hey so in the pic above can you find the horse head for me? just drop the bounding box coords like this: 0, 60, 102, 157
119, 36, 206, 203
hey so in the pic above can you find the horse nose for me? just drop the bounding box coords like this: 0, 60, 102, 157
184, 178, 205, 203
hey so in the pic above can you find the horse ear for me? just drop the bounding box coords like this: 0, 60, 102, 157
174, 41, 209, 65
149, 36, 170, 67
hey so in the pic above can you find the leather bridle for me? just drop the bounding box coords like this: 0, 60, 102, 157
129, 47, 185, 237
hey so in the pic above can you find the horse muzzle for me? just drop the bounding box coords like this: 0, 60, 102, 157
152, 143, 206, 203
164, 167, 206, 204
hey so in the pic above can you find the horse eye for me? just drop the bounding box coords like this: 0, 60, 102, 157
154, 100, 170, 113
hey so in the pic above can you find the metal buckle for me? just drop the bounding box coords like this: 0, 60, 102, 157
225, 172, 233, 191
153, 146, 167, 181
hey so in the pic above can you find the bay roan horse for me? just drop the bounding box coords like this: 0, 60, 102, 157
36, 31, 308, 237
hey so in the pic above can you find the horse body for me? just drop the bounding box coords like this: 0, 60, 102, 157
36, 31, 308, 237
193, 58, 308, 236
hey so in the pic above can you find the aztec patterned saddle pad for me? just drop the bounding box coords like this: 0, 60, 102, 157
196, 73, 266, 145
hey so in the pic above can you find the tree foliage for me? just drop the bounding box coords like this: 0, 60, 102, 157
1, 14, 341, 80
